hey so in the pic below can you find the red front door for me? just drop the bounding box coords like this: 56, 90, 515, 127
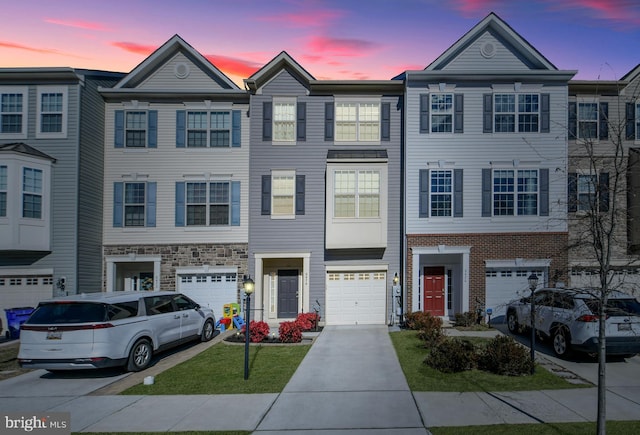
424, 267, 445, 316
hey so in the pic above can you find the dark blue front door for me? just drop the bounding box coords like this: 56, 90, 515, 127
278, 269, 298, 318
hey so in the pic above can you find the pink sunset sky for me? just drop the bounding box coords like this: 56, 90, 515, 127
1, 0, 638, 86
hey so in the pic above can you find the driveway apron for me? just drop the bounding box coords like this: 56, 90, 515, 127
256, 325, 428, 434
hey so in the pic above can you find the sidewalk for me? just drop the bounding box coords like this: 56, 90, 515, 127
2, 325, 640, 433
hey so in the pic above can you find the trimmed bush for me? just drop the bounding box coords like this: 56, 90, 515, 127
242, 320, 270, 343
417, 327, 445, 348
278, 321, 303, 343
453, 311, 477, 327
295, 312, 321, 331
424, 338, 477, 373
405, 311, 443, 332
478, 335, 534, 376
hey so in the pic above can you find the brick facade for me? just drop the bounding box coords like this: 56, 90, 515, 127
103, 243, 249, 292
406, 232, 568, 313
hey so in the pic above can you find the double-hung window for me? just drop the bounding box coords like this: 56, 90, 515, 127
0, 87, 27, 138
273, 101, 296, 142
271, 172, 295, 217
186, 181, 230, 226
37, 86, 67, 138
126, 111, 147, 147
335, 102, 380, 141
431, 94, 453, 133
636, 102, 640, 140
577, 174, 597, 212
186, 111, 232, 147
22, 167, 43, 219
578, 102, 598, 140
334, 170, 380, 218
492, 169, 538, 216
494, 94, 539, 132
0, 165, 6, 217
115, 109, 157, 148
430, 170, 452, 216
124, 182, 146, 227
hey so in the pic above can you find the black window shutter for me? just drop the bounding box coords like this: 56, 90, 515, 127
453, 169, 463, 217
262, 101, 272, 141
295, 175, 305, 215
539, 168, 549, 216
419, 94, 429, 133
297, 102, 306, 142
261, 175, 271, 215
454, 94, 464, 133
626, 103, 636, 140
568, 172, 578, 212
324, 102, 334, 141
599, 172, 609, 213
540, 94, 550, 133
568, 102, 577, 139
599, 102, 609, 140
483, 94, 493, 133
381, 102, 391, 141
419, 169, 429, 218
482, 168, 492, 216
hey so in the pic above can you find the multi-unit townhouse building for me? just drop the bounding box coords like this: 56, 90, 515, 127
244, 52, 403, 326
99, 35, 250, 317
2, 14, 638, 330
0, 68, 123, 330
567, 65, 640, 296
403, 13, 575, 320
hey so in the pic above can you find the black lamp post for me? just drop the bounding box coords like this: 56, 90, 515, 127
243, 275, 255, 380
528, 273, 539, 374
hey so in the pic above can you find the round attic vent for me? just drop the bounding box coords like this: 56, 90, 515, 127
174, 62, 190, 79
480, 41, 496, 58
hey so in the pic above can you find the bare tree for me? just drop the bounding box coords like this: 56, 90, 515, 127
567, 74, 640, 434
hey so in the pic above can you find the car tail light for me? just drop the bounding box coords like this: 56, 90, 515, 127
576, 314, 608, 322
21, 323, 114, 331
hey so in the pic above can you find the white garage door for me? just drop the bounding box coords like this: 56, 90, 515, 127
178, 273, 238, 319
0, 276, 53, 335
325, 271, 386, 325
485, 268, 545, 319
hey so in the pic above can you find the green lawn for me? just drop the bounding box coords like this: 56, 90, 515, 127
430, 421, 640, 434
122, 342, 310, 395
389, 330, 592, 392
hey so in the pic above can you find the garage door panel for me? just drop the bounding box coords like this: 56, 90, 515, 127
485, 269, 545, 319
326, 272, 386, 325
179, 273, 237, 319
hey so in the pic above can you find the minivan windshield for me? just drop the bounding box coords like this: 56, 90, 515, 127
28, 302, 109, 324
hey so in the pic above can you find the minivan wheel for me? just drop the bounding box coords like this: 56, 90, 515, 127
552, 326, 571, 358
201, 319, 214, 342
127, 338, 152, 372
506, 311, 520, 334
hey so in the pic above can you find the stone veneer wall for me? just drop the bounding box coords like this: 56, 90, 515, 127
406, 233, 568, 314
103, 243, 249, 291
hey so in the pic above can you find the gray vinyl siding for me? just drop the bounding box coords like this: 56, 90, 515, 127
249, 69, 402, 312
443, 33, 536, 71
139, 52, 228, 91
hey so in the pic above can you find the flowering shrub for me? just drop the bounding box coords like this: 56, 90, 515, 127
241, 320, 270, 343
295, 312, 321, 331
405, 311, 443, 331
278, 321, 303, 343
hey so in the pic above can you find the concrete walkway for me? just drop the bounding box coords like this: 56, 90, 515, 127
2, 325, 640, 433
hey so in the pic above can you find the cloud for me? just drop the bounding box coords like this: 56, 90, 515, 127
44, 18, 112, 31
204, 54, 261, 78
111, 41, 156, 56
306, 36, 379, 57
0, 40, 74, 56
257, 9, 345, 27
450, 0, 503, 16
544, 0, 640, 27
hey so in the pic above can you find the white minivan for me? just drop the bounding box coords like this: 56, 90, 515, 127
18, 291, 215, 372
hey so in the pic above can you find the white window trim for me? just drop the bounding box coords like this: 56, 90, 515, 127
491, 168, 540, 217
334, 96, 381, 144
576, 97, 600, 142
430, 93, 454, 134
493, 93, 540, 134
0, 86, 28, 139
429, 168, 453, 218
184, 180, 232, 226
272, 97, 297, 145
36, 86, 68, 139
271, 169, 296, 219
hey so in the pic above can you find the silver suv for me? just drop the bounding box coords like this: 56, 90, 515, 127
506, 288, 640, 358
18, 291, 215, 372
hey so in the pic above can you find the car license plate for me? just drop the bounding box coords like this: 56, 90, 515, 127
46, 331, 62, 340
618, 323, 631, 331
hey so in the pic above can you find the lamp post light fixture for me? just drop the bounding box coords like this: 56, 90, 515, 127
527, 273, 539, 374
243, 275, 255, 380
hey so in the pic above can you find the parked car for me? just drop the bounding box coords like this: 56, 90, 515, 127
18, 291, 215, 372
506, 287, 640, 358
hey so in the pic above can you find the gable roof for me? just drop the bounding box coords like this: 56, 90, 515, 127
113, 34, 239, 90
0, 143, 56, 162
244, 51, 315, 93
426, 12, 557, 72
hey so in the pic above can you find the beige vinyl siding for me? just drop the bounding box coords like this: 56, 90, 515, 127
103, 102, 249, 245
138, 52, 227, 91
405, 84, 568, 234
